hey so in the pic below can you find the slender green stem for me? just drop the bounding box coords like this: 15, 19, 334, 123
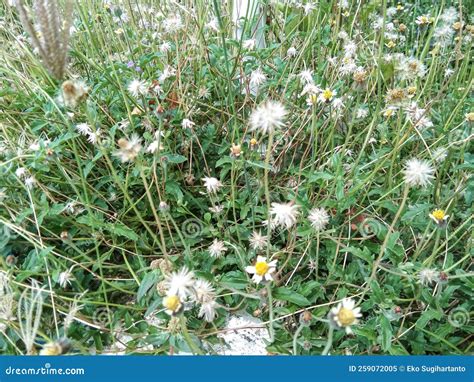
266, 282, 275, 343
322, 326, 334, 356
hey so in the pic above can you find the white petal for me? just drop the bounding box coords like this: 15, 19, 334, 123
253, 274, 263, 284
245, 266, 256, 274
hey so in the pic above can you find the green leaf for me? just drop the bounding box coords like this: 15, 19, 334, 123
137, 271, 159, 302
164, 154, 187, 164
416, 309, 442, 329
273, 287, 310, 306
106, 223, 139, 241
379, 315, 393, 352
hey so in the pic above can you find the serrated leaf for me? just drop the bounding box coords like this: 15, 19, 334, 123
106, 223, 139, 241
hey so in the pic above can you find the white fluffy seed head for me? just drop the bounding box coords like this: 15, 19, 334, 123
249, 101, 287, 135
403, 158, 435, 187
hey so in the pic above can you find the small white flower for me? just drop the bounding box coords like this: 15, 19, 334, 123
193, 279, 215, 303
318, 88, 337, 103
127, 79, 147, 98
328, 298, 362, 334
269, 202, 300, 229
162, 294, 183, 316
159, 66, 176, 82
15, 167, 27, 178
58, 270, 74, 288
163, 15, 183, 33
418, 269, 440, 286
202, 177, 222, 193
75, 123, 92, 136
243, 39, 256, 50
198, 299, 217, 322
87, 130, 101, 145
146, 140, 162, 154
114, 135, 142, 163
299, 69, 314, 84
24, 176, 36, 189
308, 208, 330, 231
160, 41, 172, 52
356, 108, 368, 119
250, 68, 266, 87
182, 118, 195, 129
208, 239, 227, 258
403, 158, 435, 188
249, 101, 287, 135
432, 147, 448, 163
249, 231, 268, 251
245, 256, 277, 284
163, 267, 195, 300
287, 47, 297, 57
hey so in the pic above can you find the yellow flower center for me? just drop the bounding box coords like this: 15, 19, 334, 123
431, 209, 446, 221
255, 261, 269, 276
250, 138, 258, 146
163, 295, 181, 312
337, 307, 356, 326
322, 89, 333, 101
309, 94, 318, 104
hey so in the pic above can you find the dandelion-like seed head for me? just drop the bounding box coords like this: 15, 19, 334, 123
308, 207, 330, 231
403, 158, 435, 187
249, 101, 287, 135
269, 202, 300, 229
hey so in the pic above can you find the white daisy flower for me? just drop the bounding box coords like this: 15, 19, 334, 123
162, 294, 183, 316
328, 298, 362, 334
403, 158, 435, 188
208, 239, 227, 258
249, 101, 287, 135
429, 209, 449, 227
269, 202, 300, 229
308, 207, 330, 231
318, 88, 336, 103
163, 267, 195, 300
127, 79, 147, 98
202, 177, 222, 193
245, 256, 278, 284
